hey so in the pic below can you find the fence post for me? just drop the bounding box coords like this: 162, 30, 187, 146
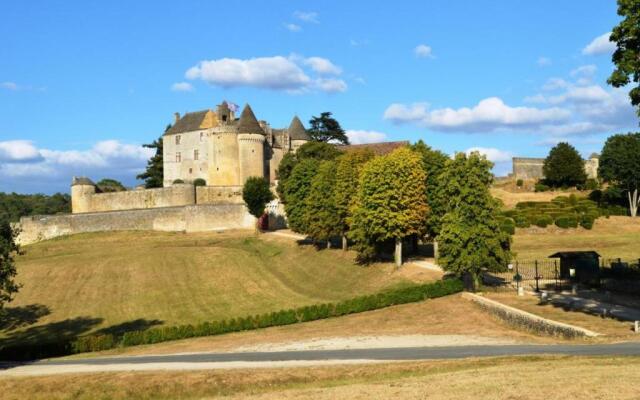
515, 261, 520, 293
535, 260, 540, 292
554, 260, 559, 291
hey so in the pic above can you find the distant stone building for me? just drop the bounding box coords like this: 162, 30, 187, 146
512, 154, 600, 181
162, 102, 311, 187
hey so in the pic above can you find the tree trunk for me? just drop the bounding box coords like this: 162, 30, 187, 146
472, 271, 481, 292
327, 239, 331, 249
433, 240, 439, 263
395, 238, 403, 268
342, 234, 348, 251
629, 188, 639, 218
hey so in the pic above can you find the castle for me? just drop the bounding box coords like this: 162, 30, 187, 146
512, 154, 600, 181
163, 102, 310, 187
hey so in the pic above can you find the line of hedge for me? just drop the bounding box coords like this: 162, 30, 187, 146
0, 279, 463, 361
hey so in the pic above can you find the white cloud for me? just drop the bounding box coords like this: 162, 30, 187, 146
171, 82, 194, 92
186, 56, 311, 90
582, 32, 616, 55
414, 44, 434, 58
0, 140, 154, 193
185, 55, 347, 93
537, 57, 552, 67
345, 130, 388, 144
293, 11, 319, 23
314, 78, 347, 93
303, 57, 342, 75
465, 147, 513, 163
570, 64, 597, 77
1, 82, 18, 90
284, 23, 301, 32
0, 140, 43, 162
384, 97, 570, 132
542, 78, 569, 91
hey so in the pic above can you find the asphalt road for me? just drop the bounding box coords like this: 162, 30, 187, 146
23, 342, 640, 366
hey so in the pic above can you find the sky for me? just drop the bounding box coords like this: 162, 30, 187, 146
1, 0, 637, 193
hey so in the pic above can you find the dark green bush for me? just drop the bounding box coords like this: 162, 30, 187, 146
172, 179, 184, 184
579, 215, 595, 230
555, 215, 578, 229
534, 183, 550, 192
499, 217, 516, 234
193, 178, 206, 187
516, 179, 523, 187
514, 215, 530, 228
535, 214, 554, 228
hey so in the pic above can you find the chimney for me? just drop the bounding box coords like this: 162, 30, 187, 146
174, 112, 180, 123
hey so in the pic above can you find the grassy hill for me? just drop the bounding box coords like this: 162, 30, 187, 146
2, 231, 421, 347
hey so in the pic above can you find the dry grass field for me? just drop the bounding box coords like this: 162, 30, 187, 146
1, 230, 428, 347
2, 356, 639, 399
512, 216, 640, 260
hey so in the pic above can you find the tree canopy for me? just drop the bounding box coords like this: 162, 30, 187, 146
96, 178, 126, 193
0, 192, 71, 222
304, 160, 341, 242
410, 140, 450, 238
437, 152, 511, 290
607, 0, 640, 118
283, 158, 321, 233
0, 218, 20, 309
307, 112, 349, 144
599, 132, 640, 216
137, 128, 168, 189
242, 177, 274, 220
542, 142, 587, 187
334, 149, 375, 238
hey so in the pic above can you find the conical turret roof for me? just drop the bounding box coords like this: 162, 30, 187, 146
237, 104, 264, 134
288, 116, 310, 140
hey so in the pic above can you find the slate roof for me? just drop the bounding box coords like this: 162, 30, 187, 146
164, 110, 210, 135
548, 251, 601, 259
288, 116, 310, 140
340, 141, 410, 156
237, 104, 264, 134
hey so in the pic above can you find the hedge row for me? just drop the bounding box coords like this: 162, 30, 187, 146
1, 279, 463, 361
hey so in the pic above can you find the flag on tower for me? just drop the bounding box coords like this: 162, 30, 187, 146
227, 102, 239, 113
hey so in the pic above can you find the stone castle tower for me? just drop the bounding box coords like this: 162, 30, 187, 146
163, 101, 310, 187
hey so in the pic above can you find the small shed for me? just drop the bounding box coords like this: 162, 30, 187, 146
548, 251, 600, 283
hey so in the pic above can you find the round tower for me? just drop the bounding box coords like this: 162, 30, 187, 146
288, 116, 311, 152
208, 102, 241, 186
236, 104, 266, 183
71, 177, 96, 214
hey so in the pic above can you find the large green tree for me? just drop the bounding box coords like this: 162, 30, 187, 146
0, 218, 20, 309
438, 152, 511, 291
607, 0, 640, 118
349, 147, 428, 266
304, 160, 341, 245
276, 141, 341, 203
542, 142, 587, 188
96, 178, 126, 193
334, 149, 374, 250
137, 124, 170, 188
410, 140, 450, 238
307, 112, 349, 144
0, 192, 70, 222
283, 159, 321, 233
242, 177, 275, 232
599, 132, 640, 217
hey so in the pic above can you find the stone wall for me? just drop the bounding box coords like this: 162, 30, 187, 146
195, 186, 244, 205
74, 184, 196, 214
17, 204, 255, 245
512, 158, 545, 180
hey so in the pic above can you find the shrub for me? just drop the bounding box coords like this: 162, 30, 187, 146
555, 215, 578, 229
172, 179, 184, 184
579, 215, 595, 230
534, 182, 550, 192
193, 178, 206, 187
534, 214, 554, 228
514, 215, 530, 228
516, 179, 523, 187
499, 218, 516, 234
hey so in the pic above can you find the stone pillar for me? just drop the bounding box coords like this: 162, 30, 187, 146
395, 238, 403, 267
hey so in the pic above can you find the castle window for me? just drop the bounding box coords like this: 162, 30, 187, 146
194, 149, 199, 160
222, 115, 228, 122
200, 132, 204, 141
189, 168, 192, 174
176, 152, 181, 162
175, 135, 181, 145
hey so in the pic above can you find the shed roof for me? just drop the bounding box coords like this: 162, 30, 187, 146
548, 251, 601, 258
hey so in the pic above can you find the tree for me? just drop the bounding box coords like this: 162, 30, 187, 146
410, 140, 450, 238
437, 152, 512, 291
599, 132, 640, 217
276, 141, 341, 203
349, 147, 428, 266
96, 178, 126, 193
308, 112, 349, 144
283, 159, 321, 233
607, 0, 640, 118
242, 177, 275, 232
334, 149, 375, 250
137, 125, 170, 188
542, 142, 587, 187
304, 160, 341, 246
0, 218, 20, 309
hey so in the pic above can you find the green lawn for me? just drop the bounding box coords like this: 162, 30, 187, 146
1, 230, 416, 347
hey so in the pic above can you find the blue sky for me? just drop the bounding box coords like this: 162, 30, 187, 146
1, 0, 636, 193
